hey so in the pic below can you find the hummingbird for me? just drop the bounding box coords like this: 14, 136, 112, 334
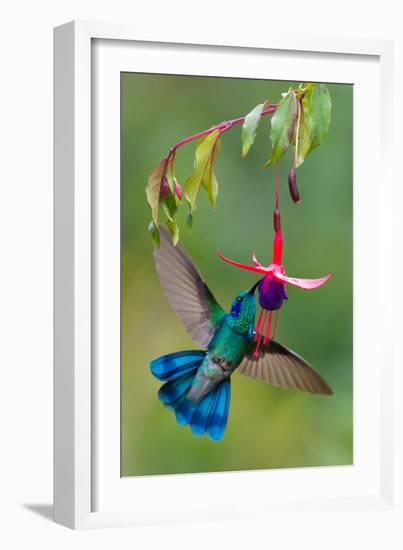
150, 227, 333, 442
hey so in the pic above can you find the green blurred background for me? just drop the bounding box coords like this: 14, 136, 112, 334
121, 74, 353, 477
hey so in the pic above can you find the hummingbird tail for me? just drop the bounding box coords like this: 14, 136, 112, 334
175, 379, 231, 442
150, 350, 231, 442
150, 350, 206, 382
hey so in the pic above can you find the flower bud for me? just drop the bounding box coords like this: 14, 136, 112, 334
159, 176, 170, 200
174, 179, 183, 201
288, 168, 300, 204
273, 208, 281, 232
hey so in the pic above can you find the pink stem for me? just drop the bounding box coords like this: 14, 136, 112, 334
272, 161, 283, 265
275, 160, 279, 210
166, 105, 277, 160
159, 104, 278, 201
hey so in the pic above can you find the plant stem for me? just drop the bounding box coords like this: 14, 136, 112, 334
166, 104, 277, 160
294, 98, 302, 168
275, 160, 279, 211
158, 102, 278, 226
273, 161, 282, 241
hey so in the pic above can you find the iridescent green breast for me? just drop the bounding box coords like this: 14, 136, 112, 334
208, 316, 253, 368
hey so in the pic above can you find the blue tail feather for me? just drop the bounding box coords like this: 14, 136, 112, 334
150, 350, 205, 381
206, 380, 231, 441
174, 399, 193, 426
189, 391, 217, 436
175, 379, 231, 441
151, 350, 231, 441
158, 372, 195, 409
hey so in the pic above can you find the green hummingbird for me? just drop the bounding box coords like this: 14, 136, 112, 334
150, 227, 333, 441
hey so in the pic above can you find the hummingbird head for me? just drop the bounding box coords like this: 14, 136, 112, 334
229, 287, 257, 334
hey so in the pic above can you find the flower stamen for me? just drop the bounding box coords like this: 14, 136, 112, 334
254, 310, 267, 357
255, 309, 264, 339
264, 311, 273, 346
272, 310, 279, 341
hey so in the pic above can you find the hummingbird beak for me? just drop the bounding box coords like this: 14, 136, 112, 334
249, 280, 260, 295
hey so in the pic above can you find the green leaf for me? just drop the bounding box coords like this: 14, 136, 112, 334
295, 83, 331, 167
304, 83, 331, 152
145, 159, 165, 225
166, 170, 175, 193
295, 106, 313, 167
201, 137, 221, 208
241, 103, 264, 157
184, 130, 221, 213
148, 220, 160, 246
166, 219, 179, 246
161, 189, 177, 221
202, 167, 218, 208
264, 90, 297, 167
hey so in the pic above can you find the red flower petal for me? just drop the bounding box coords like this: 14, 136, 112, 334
217, 250, 269, 275
274, 271, 332, 289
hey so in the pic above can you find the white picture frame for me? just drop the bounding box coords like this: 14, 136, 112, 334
54, 20, 400, 531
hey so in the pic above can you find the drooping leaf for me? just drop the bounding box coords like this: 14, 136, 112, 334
201, 137, 221, 208
166, 170, 175, 193
288, 93, 298, 143
202, 164, 219, 208
295, 83, 331, 167
161, 177, 179, 241
166, 219, 179, 246
184, 130, 221, 213
241, 103, 264, 158
264, 90, 297, 167
295, 105, 313, 167
148, 220, 160, 246
304, 83, 331, 152
146, 159, 165, 225
160, 178, 178, 220
161, 187, 178, 222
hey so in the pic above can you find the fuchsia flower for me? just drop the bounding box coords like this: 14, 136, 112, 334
218, 228, 332, 355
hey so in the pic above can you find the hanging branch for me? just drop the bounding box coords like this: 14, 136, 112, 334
146, 82, 331, 245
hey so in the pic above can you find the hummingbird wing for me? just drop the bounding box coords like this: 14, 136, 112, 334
238, 339, 333, 395
154, 227, 225, 347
